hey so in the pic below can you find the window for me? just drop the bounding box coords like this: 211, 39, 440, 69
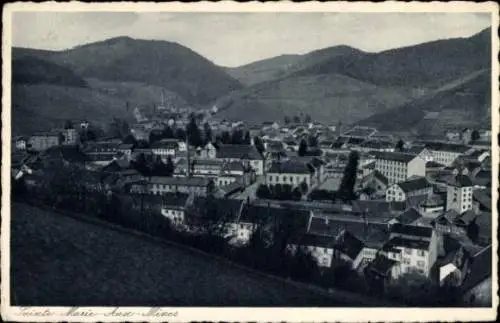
417, 260, 425, 268
417, 250, 425, 257
404, 248, 412, 255
403, 258, 411, 264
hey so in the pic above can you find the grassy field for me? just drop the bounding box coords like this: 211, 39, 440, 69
10, 202, 389, 307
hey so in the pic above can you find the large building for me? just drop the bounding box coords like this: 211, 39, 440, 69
372, 151, 426, 185
419, 142, 472, 166
216, 144, 264, 175
266, 160, 314, 188
28, 132, 62, 151
148, 176, 213, 196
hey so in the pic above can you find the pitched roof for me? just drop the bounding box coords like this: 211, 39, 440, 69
423, 141, 470, 153
390, 223, 433, 238
396, 177, 432, 193
308, 217, 390, 249
473, 189, 491, 211
162, 192, 190, 209
426, 161, 445, 168
150, 139, 179, 149
447, 175, 473, 187
372, 151, 417, 163
385, 237, 430, 251
238, 204, 310, 230
288, 233, 336, 249
395, 208, 422, 225
373, 170, 389, 186
149, 176, 212, 187
369, 255, 397, 276
268, 160, 312, 174
334, 230, 364, 259
216, 144, 263, 160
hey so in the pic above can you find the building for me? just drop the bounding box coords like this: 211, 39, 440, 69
151, 139, 180, 159
61, 128, 79, 145
382, 223, 439, 278
372, 151, 425, 185
446, 175, 474, 213
385, 177, 432, 202
418, 194, 445, 218
461, 245, 492, 307
287, 233, 337, 268
148, 176, 213, 196
216, 144, 264, 175
266, 160, 314, 188
420, 142, 472, 166
117, 143, 134, 160
160, 193, 190, 229
28, 132, 62, 151
13, 136, 27, 150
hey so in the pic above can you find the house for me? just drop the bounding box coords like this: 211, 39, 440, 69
385, 176, 432, 202
13, 136, 27, 150
28, 132, 62, 151
117, 143, 134, 160
420, 141, 472, 166
359, 170, 389, 198
446, 175, 474, 213
287, 233, 337, 268
333, 230, 365, 269
438, 236, 473, 287
266, 160, 314, 188
434, 209, 478, 237
461, 245, 492, 307
216, 144, 264, 175
372, 151, 426, 185
382, 223, 439, 278
61, 127, 79, 145
389, 208, 423, 225
365, 254, 401, 285
148, 176, 213, 196
194, 142, 216, 159
356, 140, 395, 153
418, 194, 445, 218
160, 192, 190, 229
151, 139, 180, 159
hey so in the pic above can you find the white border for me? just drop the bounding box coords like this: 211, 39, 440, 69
2, 2, 499, 322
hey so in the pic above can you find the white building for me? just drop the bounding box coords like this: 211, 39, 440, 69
421, 142, 472, 166
446, 175, 474, 213
216, 144, 264, 175
151, 139, 180, 159
266, 160, 314, 188
372, 151, 426, 185
386, 177, 433, 202
382, 223, 439, 278
160, 193, 190, 229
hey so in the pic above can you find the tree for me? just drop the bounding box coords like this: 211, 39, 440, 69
203, 122, 213, 145
231, 129, 244, 145
338, 151, 359, 202
253, 136, 265, 155
243, 131, 251, 145
162, 125, 175, 139
304, 114, 312, 123
385, 270, 440, 306
221, 131, 231, 144
395, 139, 405, 152
256, 184, 271, 199
292, 187, 302, 201
471, 130, 480, 141
293, 115, 301, 124
165, 156, 175, 177
298, 139, 308, 157
122, 134, 137, 146
175, 128, 186, 141
284, 116, 291, 125
132, 153, 150, 176
299, 181, 308, 195
186, 115, 202, 147
149, 130, 163, 144
64, 119, 73, 129
308, 135, 318, 148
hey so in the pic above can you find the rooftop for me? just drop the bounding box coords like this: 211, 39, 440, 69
394, 208, 422, 225
216, 144, 263, 160
460, 245, 492, 293
447, 175, 473, 187
372, 151, 417, 163
396, 177, 432, 193
385, 237, 430, 251
390, 223, 433, 238
150, 176, 212, 187
268, 160, 313, 174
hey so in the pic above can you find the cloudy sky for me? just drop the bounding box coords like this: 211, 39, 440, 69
12, 12, 491, 67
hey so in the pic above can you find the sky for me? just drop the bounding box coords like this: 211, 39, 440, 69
12, 12, 491, 67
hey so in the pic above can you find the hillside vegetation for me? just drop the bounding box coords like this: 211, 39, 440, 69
14, 37, 241, 106
358, 69, 491, 136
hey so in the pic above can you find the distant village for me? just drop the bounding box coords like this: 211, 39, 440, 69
11, 100, 492, 306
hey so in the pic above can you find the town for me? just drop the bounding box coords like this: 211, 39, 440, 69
11, 99, 492, 307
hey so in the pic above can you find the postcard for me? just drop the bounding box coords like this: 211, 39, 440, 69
1, 1, 498, 322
